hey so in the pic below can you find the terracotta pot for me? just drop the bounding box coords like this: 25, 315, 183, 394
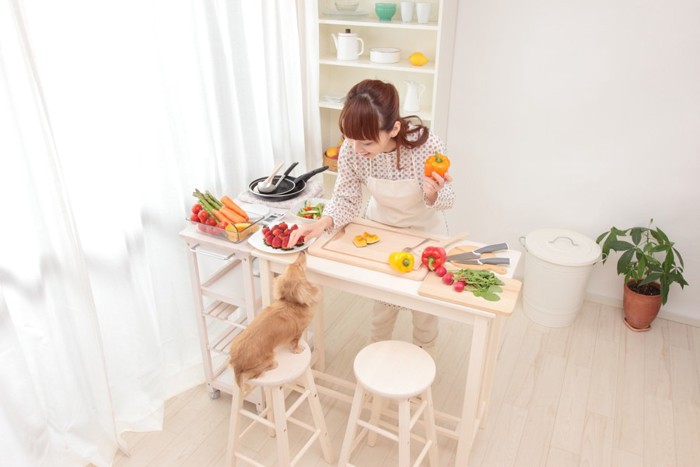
622, 280, 662, 331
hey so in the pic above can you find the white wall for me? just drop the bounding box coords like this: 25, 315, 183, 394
444, 0, 700, 322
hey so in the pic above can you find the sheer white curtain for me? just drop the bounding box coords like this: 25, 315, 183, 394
0, 0, 317, 465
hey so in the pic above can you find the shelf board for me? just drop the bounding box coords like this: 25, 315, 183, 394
319, 17, 439, 31
319, 101, 433, 122
319, 56, 435, 74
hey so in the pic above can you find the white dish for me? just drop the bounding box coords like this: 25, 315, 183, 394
335, 1, 359, 11
322, 10, 369, 18
370, 47, 400, 64
237, 202, 270, 221
248, 229, 317, 255
321, 95, 346, 104
290, 197, 329, 223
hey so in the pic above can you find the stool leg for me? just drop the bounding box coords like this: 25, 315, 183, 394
423, 388, 440, 467
338, 385, 366, 466
263, 387, 276, 437
226, 387, 245, 467
302, 368, 335, 463
270, 385, 291, 466
398, 398, 411, 467
367, 395, 387, 447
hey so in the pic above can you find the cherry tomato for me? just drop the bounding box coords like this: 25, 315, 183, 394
190, 213, 200, 222
192, 204, 202, 214
197, 210, 209, 222
205, 217, 217, 226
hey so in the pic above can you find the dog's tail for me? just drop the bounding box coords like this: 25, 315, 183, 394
233, 362, 270, 389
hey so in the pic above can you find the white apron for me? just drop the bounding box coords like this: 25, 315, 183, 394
365, 157, 447, 235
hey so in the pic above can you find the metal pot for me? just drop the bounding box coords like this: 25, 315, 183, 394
248, 166, 329, 201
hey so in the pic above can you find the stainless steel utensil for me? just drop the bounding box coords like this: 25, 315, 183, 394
452, 257, 510, 266
401, 238, 430, 253
446, 242, 509, 262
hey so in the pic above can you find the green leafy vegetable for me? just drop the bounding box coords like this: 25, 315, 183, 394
452, 269, 505, 301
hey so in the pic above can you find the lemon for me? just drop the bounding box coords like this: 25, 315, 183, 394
409, 52, 429, 67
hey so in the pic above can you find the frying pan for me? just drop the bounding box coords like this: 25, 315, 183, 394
248, 165, 329, 201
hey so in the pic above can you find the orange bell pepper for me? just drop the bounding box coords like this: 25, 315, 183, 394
424, 152, 451, 178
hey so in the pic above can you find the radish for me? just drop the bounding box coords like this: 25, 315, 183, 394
453, 281, 465, 293
434, 266, 447, 277
442, 272, 454, 285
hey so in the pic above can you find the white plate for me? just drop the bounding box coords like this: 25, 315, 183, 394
322, 10, 369, 18
248, 229, 317, 255
289, 197, 329, 223
237, 202, 270, 221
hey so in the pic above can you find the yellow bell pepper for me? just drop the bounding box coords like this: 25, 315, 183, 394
388, 251, 415, 273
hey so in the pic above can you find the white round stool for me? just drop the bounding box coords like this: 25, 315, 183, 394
338, 340, 440, 466
226, 340, 334, 466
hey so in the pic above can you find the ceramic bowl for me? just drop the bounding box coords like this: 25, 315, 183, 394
335, 1, 359, 11
370, 47, 400, 64
374, 2, 397, 21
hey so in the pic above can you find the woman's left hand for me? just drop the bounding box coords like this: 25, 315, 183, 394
423, 172, 452, 204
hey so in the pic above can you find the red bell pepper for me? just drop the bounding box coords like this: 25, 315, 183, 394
421, 246, 447, 271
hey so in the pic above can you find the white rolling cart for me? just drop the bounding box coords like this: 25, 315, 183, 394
179, 222, 267, 409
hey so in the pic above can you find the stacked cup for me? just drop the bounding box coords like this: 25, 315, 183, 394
399, 1, 431, 24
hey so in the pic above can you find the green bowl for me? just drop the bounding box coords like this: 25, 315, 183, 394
375, 2, 397, 21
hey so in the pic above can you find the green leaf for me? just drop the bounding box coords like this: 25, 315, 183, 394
617, 249, 634, 275
608, 240, 634, 252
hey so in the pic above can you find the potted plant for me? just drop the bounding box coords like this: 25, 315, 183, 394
596, 219, 688, 331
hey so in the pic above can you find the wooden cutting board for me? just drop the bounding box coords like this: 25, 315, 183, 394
418, 271, 522, 315
307, 218, 443, 281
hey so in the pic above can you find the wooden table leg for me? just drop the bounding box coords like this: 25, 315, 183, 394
455, 316, 490, 464
479, 315, 504, 428
312, 288, 326, 371
257, 258, 274, 308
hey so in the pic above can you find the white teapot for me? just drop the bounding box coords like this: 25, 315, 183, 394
332, 29, 364, 61
403, 80, 426, 113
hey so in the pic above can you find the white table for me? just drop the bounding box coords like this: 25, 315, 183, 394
251, 232, 522, 465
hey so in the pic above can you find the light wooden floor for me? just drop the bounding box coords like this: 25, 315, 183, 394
112, 288, 700, 467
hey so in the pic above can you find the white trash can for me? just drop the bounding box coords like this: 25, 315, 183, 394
520, 229, 601, 327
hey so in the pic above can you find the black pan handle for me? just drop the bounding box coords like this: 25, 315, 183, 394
281, 161, 299, 178
293, 166, 329, 184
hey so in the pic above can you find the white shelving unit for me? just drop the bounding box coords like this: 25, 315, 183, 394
179, 225, 264, 410
316, 0, 458, 191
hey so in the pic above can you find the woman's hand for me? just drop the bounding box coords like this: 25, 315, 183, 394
288, 216, 333, 247
423, 172, 452, 204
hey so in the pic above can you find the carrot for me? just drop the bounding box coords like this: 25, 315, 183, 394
211, 210, 229, 224
220, 206, 246, 224
221, 195, 249, 221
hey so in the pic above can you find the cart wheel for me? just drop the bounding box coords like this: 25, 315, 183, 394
209, 389, 221, 400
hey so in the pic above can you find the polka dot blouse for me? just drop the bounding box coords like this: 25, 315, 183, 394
324, 129, 455, 231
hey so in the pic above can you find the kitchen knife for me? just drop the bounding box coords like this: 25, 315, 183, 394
452, 257, 510, 266
446, 242, 509, 262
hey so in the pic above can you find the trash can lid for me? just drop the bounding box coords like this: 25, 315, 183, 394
524, 228, 601, 267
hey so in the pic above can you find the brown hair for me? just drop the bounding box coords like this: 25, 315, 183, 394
339, 79, 429, 169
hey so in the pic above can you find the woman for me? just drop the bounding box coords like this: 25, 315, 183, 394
289, 79, 454, 352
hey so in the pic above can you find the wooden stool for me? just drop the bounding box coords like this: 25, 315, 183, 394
338, 340, 439, 466
226, 340, 334, 466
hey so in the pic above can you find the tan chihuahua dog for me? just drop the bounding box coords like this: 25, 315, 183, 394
229, 252, 319, 389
